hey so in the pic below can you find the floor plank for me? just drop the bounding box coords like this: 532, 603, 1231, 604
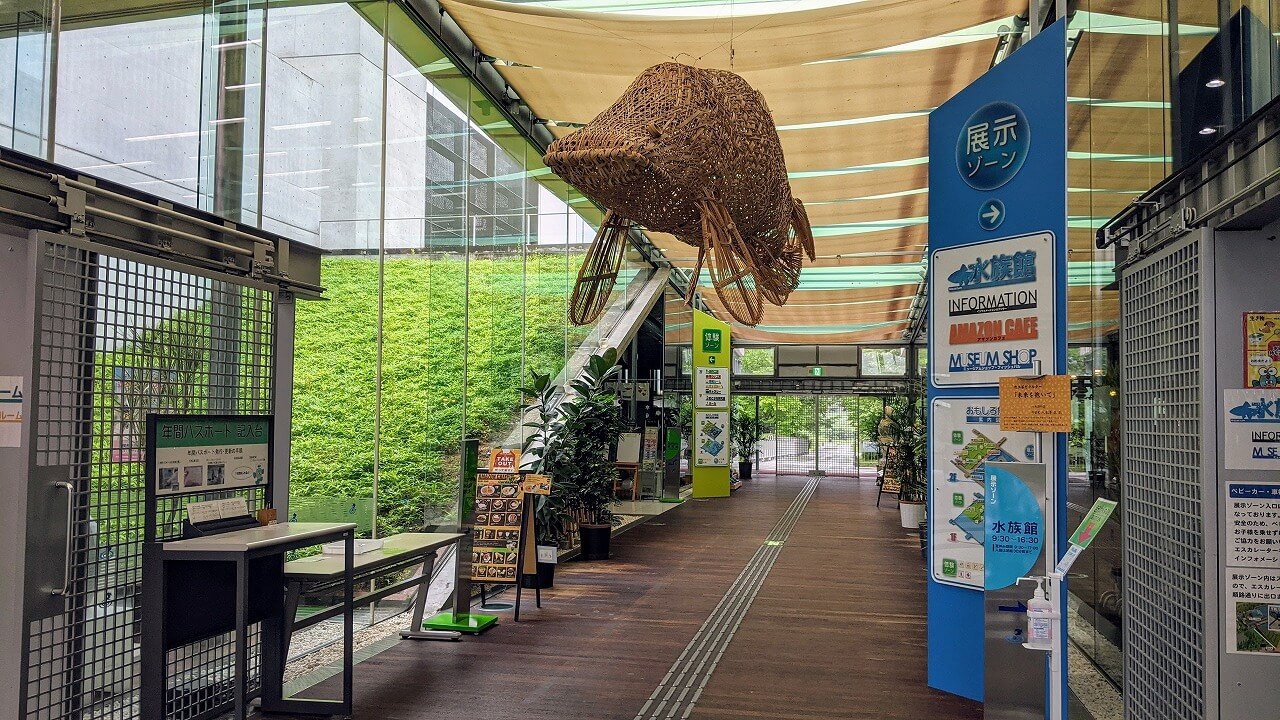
304, 475, 982, 720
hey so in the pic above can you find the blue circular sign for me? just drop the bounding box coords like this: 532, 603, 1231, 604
955, 101, 1030, 191
978, 198, 1005, 231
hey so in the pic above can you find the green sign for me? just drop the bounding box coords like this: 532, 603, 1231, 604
701, 328, 722, 353
952, 431, 964, 444
1069, 498, 1118, 549
952, 493, 964, 507
810, 366, 823, 377
942, 558, 958, 577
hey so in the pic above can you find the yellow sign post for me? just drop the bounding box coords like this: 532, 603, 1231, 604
692, 309, 731, 498
998, 375, 1072, 433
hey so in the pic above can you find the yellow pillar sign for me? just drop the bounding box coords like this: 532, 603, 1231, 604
692, 309, 731, 498
998, 375, 1072, 433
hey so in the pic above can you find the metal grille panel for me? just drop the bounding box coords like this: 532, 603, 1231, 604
1120, 239, 1204, 720
24, 240, 275, 720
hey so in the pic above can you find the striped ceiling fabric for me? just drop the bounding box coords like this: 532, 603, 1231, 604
440, 0, 1160, 342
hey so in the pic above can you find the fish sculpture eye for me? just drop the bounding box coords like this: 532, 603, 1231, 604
543, 62, 815, 327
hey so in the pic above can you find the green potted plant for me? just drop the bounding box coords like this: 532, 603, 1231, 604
730, 407, 767, 480
521, 348, 625, 562
878, 385, 928, 530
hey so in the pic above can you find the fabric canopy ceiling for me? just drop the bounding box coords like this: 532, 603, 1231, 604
440, 0, 1166, 343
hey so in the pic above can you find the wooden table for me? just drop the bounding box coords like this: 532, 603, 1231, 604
283, 532, 465, 644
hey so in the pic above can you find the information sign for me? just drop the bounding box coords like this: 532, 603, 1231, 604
999, 375, 1071, 432
1224, 389, 1280, 470
694, 410, 729, 467
0, 375, 22, 447
984, 463, 1047, 591
1224, 483, 1280, 654
930, 397, 1044, 589
151, 416, 270, 496
931, 232, 1056, 387
1244, 312, 1280, 388
471, 473, 523, 583
695, 367, 729, 409
1068, 498, 1117, 549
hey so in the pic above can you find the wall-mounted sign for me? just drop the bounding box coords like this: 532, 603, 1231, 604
1244, 312, 1280, 388
151, 416, 270, 496
998, 375, 1071, 433
930, 232, 1056, 387
701, 328, 723, 354
471, 473, 523, 584
0, 375, 22, 447
695, 367, 729, 409
694, 411, 729, 467
1223, 483, 1280, 654
984, 462, 1047, 591
930, 398, 1044, 589
488, 448, 520, 474
1224, 389, 1280, 470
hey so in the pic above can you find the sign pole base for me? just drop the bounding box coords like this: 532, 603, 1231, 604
421, 612, 498, 634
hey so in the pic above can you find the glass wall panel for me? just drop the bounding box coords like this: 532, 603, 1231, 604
1067, 2, 1165, 691
284, 0, 385, 533
0, 2, 52, 155
54, 3, 210, 206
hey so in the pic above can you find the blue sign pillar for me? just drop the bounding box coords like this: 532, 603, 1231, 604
925, 20, 1067, 705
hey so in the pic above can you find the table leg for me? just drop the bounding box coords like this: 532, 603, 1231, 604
281, 580, 302, 661
342, 532, 354, 713
400, 550, 461, 641
234, 556, 249, 720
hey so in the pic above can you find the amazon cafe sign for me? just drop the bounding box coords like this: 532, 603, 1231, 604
930, 231, 1056, 387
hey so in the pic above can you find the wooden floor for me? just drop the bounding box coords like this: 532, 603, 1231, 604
311, 475, 983, 720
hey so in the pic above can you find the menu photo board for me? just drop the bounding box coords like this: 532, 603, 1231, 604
471, 473, 524, 584
148, 415, 271, 496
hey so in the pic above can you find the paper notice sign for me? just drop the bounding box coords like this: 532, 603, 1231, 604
999, 375, 1072, 432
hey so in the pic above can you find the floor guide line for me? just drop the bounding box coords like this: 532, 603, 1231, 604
634, 478, 821, 720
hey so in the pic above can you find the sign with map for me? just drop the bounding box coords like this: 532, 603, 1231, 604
929, 397, 1046, 589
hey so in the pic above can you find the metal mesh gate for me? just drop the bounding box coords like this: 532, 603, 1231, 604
1120, 239, 1204, 720
763, 396, 864, 477
23, 238, 275, 720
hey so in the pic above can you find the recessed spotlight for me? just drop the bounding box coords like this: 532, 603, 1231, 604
1199, 126, 1218, 135
1206, 78, 1226, 88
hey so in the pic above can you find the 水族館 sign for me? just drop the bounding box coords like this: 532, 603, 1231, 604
931, 232, 1056, 387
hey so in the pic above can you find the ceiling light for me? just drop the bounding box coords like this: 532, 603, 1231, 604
1206, 78, 1226, 88
1199, 126, 1217, 135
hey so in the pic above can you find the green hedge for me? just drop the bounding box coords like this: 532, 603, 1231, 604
290, 253, 578, 535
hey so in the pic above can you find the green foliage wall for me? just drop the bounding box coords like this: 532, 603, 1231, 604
291, 253, 578, 535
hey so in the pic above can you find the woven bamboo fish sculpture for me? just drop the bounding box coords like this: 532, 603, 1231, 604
544, 62, 815, 326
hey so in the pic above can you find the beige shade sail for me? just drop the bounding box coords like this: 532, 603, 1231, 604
779, 116, 929, 174
439, 0, 1023, 73
499, 41, 995, 128
789, 166, 928, 203
1069, 105, 1169, 157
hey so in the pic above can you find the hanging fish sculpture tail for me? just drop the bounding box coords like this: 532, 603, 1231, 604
545, 62, 814, 327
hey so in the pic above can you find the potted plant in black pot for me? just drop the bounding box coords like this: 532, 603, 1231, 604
521, 349, 625, 562
730, 406, 766, 480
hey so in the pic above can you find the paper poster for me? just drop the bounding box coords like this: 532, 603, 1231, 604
488, 448, 520, 474
1223, 483, 1280, 654
1244, 312, 1280, 388
521, 474, 551, 496
0, 375, 22, 447
930, 397, 1044, 589
930, 232, 1056, 386
695, 367, 729, 409
695, 411, 729, 467
999, 375, 1072, 433
984, 463, 1047, 591
471, 473, 523, 584
152, 417, 269, 495
1224, 389, 1280, 470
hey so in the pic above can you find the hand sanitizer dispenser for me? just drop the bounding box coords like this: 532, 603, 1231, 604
1023, 577, 1056, 651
